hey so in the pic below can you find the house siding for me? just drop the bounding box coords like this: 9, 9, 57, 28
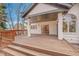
30, 21, 57, 35
63, 4, 79, 43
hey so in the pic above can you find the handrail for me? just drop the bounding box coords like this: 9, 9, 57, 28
0, 30, 16, 48
0, 30, 27, 48
14, 30, 27, 36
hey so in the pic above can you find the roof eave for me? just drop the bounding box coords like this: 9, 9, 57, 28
22, 3, 70, 18
22, 3, 38, 18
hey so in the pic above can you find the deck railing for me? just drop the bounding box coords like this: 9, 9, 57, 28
15, 30, 27, 36
0, 30, 16, 48
0, 30, 27, 48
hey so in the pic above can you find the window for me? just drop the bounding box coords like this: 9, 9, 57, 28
63, 14, 77, 32
31, 25, 37, 29
63, 20, 68, 32
69, 21, 76, 32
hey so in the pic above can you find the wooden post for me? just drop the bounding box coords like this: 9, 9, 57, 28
27, 18, 31, 37
58, 13, 63, 40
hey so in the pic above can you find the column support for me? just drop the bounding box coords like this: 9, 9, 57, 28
58, 13, 63, 40
27, 18, 31, 37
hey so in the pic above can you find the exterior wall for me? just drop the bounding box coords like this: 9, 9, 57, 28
63, 4, 79, 43
30, 21, 57, 35
31, 23, 41, 34
49, 21, 57, 35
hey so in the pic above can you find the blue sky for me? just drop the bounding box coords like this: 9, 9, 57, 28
5, 3, 32, 29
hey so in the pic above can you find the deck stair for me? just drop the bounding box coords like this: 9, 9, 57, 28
1, 43, 68, 56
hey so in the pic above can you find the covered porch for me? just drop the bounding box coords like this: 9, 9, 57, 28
23, 3, 79, 44
23, 3, 70, 42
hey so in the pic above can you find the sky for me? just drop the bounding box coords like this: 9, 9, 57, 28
5, 3, 32, 29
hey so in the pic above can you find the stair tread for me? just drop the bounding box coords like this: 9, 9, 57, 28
8, 45, 50, 56
2, 48, 26, 56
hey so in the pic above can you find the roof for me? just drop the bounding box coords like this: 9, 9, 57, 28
22, 3, 37, 18
22, 3, 72, 18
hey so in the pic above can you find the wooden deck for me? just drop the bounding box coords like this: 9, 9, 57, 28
14, 35, 79, 56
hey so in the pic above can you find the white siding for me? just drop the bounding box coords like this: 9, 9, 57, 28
63, 4, 79, 43
31, 24, 41, 34
30, 21, 57, 35
49, 21, 57, 35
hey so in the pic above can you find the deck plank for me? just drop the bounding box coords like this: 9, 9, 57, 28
14, 35, 79, 56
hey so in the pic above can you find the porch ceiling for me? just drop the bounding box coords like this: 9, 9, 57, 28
47, 3, 74, 9
27, 9, 68, 18
30, 12, 58, 23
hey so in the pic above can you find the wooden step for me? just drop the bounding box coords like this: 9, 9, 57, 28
0, 40, 13, 48
8, 45, 50, 56
0, 51, 6, 56
12, 43, 68, 56
2, 48, 26, 56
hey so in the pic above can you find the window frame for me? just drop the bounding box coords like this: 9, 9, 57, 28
63, 14, 77, 33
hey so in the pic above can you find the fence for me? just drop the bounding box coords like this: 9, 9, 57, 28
0, 30, 27, 48
0, 30, 16, 48
15, 30, 27, 36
